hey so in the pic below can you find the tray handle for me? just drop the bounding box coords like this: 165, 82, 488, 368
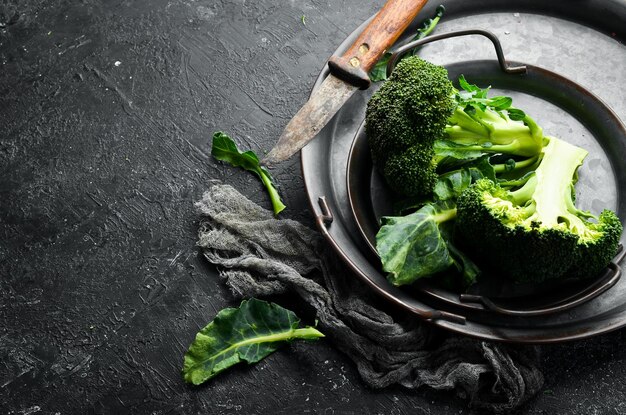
460, 244, 625, 317
386, 29, 527, 77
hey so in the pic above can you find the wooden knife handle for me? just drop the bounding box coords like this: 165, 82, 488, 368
328, 0, 428, 89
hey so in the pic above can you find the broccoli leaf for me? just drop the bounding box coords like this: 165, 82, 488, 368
467, 156, 497, 182
446, 237, 481, 286
377, 201, 481, 287
378, 159, 490, 287
507, 108, 526, 121
434, 158, 494, 205
456, 76, 521, 116
434, 139, 486, 161
458, 74, 481, 95
433, 169, 472, 201
488, 96, 513, 111
183, 298, 324, 385
377, 202, 457, 286
395, 156, 494, 214
369, 5, 445, 82
212, 132, 286, 215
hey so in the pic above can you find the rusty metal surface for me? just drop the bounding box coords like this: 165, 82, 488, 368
262, 74, 357, 165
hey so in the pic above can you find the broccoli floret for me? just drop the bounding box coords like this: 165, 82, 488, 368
366, 56, 456, 170
383, 143, 438, 198
456, 136, 623, 282
365, 56, 545, 198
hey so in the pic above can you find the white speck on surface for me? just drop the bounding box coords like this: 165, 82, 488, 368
20, 406, 41, 415
197, 5, 215, 20
513, 12, 520, 17
504, 30, 510, 35
114, 61, 121, 66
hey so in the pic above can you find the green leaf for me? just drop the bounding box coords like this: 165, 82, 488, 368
368, 52, 393, 82
467, 155, 497, 182
458, 76, 519, 112
183, 298, 324, 385
458, 74, 479, 94
434, 139, 486, 160
488, 96, 513, 111
507, 108, 526, 121
446, 238, 480, 286
433, 156, 495, 201
377, 202, 457, 286
433, 169, 472, 201
211, 132, 286, 215
212, 133, 260, 171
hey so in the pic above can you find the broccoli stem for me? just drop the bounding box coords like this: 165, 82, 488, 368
508, 137, 589, 228
258, 168, 287, 215
413, 5, 445, 41
521, 113, 544, 142
447, 108, 489, 136
493, 154, 541, 174
433, 207, 457, 224
532, 138, 587, 227
444, 108, 543, 157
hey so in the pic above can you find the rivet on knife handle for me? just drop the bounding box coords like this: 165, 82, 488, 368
328, 0, 429, 89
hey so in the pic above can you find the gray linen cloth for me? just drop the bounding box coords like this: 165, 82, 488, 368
196, 184, 543, 413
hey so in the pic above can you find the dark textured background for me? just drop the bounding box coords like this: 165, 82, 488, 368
2, 0, 626, 414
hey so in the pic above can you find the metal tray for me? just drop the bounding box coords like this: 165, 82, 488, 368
301, 0, 626, 343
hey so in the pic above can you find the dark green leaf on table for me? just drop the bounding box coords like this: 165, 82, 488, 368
183, 298, 324, 385
211, 132, 286, 215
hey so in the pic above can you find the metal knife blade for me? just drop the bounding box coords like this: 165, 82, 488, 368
261, 74, 358, 165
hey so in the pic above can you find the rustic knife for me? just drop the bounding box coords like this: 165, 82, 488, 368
261, 0, 429, 165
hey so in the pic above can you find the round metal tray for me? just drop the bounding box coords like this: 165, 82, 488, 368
347, 60, 625, 318
301, 0, 626, 343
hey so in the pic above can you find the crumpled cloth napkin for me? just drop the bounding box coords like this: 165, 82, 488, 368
196, 184, 543, 413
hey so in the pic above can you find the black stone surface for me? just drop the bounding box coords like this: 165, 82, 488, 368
2, 1, 626, 414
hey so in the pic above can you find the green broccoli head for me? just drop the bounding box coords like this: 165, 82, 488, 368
567, 210, 623, 279
383, 144, 438, 197
456, 137, 623, 283
365, 56, 456, 195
